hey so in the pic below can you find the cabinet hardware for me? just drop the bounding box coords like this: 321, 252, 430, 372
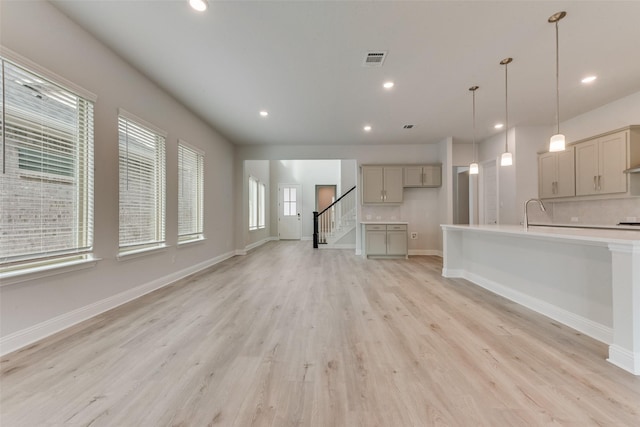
598, 175, 602, 190
593, 175, 597, 190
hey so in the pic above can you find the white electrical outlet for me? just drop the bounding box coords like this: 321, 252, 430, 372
410, 232, 418, 239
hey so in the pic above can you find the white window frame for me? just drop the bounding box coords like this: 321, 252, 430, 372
249, 175, 258, 231
117, 109, 166, 257
0, 49, 97, 283
178, 140, 204, 244
258, 182, 266, 229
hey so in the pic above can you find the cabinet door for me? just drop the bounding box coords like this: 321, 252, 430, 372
422, 165, 442, 187
538, 152, 557, 198
555, 147, 575, 198
386, 226, 407, 256
383, 167, 403, 203
575, 139, 599, 196
599, 131, 627, 194
366, 230, 387, 255
403, 166, 423, 187
362, 166, 384, 203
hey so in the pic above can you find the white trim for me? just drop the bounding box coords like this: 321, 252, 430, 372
442, 268, 464, 278
177, 138, 205, 155
301, 235, 313, 241
0, 45, 97, 102
0, 250, 236, 356
463, 271, 613, 344
0, 256, 99, 287
117, 244, 170, 261
244, 237, 277, 252
118, 108, 168, 138
608, 345, 640, 375
318, 244, 356, 250
408, 249, 443, 256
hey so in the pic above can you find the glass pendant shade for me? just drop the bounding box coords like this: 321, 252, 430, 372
549, 133, 566, 152
500, 152, 513, 166
469, 162, 479, 175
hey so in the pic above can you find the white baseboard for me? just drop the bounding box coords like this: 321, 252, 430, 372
464, 271, 613, 345
408, 249, 443, 257
318, 244, 356, 250
608, 345, 640, 375
243, 237, 277, 253
442, 268, 464, 278
0, 250, 237, 356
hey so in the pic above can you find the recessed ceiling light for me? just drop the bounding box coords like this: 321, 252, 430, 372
259, 111, 268, 117
494, 123, 504, 129
581, 75, 597, 84
383, 81, 394, 89
363, 125, 372, 132
189, 0, 208, 12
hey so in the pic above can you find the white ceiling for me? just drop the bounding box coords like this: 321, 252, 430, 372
50, 0, 640, 146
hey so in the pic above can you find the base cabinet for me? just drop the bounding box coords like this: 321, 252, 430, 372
364, 224, 408, 258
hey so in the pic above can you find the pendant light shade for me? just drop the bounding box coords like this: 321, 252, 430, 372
500, 152, 513, 166
469, 85, 479, 175
549, 11, 567, 152
500, 57, 513, 167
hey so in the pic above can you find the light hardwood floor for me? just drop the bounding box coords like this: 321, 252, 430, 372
1, 241, 640, 426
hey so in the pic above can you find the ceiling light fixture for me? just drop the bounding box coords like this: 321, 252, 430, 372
469, 85, 479, 175
383, 81, 394, 89
189, 0, 208, 12
494, 123, 504, 129
363, 125, 372, 132
581, 75, 597, 84
259, 111, 268, 117
548, 11, 567, 152
500, 57, 513, 167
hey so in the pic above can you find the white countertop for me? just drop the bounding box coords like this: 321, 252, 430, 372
361, 221, 409, 225
441, 224, 640, 245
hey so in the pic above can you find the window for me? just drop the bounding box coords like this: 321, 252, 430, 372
258, 182, 266, 229
0, 56, 95, 270
249, 176, 258, 230
248, 177, 266, 231
178, 140, 204, 243
118, 111, 166, 254
283, 187, 297, 216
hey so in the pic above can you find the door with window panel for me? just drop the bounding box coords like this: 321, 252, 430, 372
278, 184, 301, 240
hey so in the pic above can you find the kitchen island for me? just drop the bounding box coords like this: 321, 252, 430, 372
441, 224, 640, 375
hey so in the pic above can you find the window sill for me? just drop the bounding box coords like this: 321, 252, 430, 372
178, 237, 206, 247
0, 255, 100, 287
117, 244, 170, 261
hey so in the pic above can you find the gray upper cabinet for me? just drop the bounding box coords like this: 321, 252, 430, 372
362, 166, 403, 204
403, 165, 442, 188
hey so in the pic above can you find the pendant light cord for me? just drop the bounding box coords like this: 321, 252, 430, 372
472, 88, 476, 162
504, 62, 509, 153
555, 20, 560, 135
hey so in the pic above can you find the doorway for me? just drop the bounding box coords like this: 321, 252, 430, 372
452, 168, 470, 224
278, 184, 302, 240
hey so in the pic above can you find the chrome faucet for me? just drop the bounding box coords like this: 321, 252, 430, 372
524, 198, 546, 230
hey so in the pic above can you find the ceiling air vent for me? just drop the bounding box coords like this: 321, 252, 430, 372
403, 125, 414, 129
363, 51, 387, 67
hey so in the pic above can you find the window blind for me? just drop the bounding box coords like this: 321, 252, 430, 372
0, 58, 94, 265
118, 114, 166, 251
178, 141, 204, 243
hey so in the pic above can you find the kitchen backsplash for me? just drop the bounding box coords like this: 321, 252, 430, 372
548, 198, 640, 225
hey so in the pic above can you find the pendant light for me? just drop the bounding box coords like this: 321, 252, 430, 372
500, 57, 513, 166
548, 11, 567, 152
469, 86, 479, 175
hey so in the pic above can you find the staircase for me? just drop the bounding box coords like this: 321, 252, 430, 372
313, 186, 356, 249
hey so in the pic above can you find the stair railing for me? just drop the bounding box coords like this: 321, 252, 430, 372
313, 185, 356, 248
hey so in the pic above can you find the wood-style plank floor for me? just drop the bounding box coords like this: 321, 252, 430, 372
2, 241, 640, 426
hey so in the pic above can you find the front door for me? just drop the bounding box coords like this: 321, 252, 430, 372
278, 184, 301, 240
